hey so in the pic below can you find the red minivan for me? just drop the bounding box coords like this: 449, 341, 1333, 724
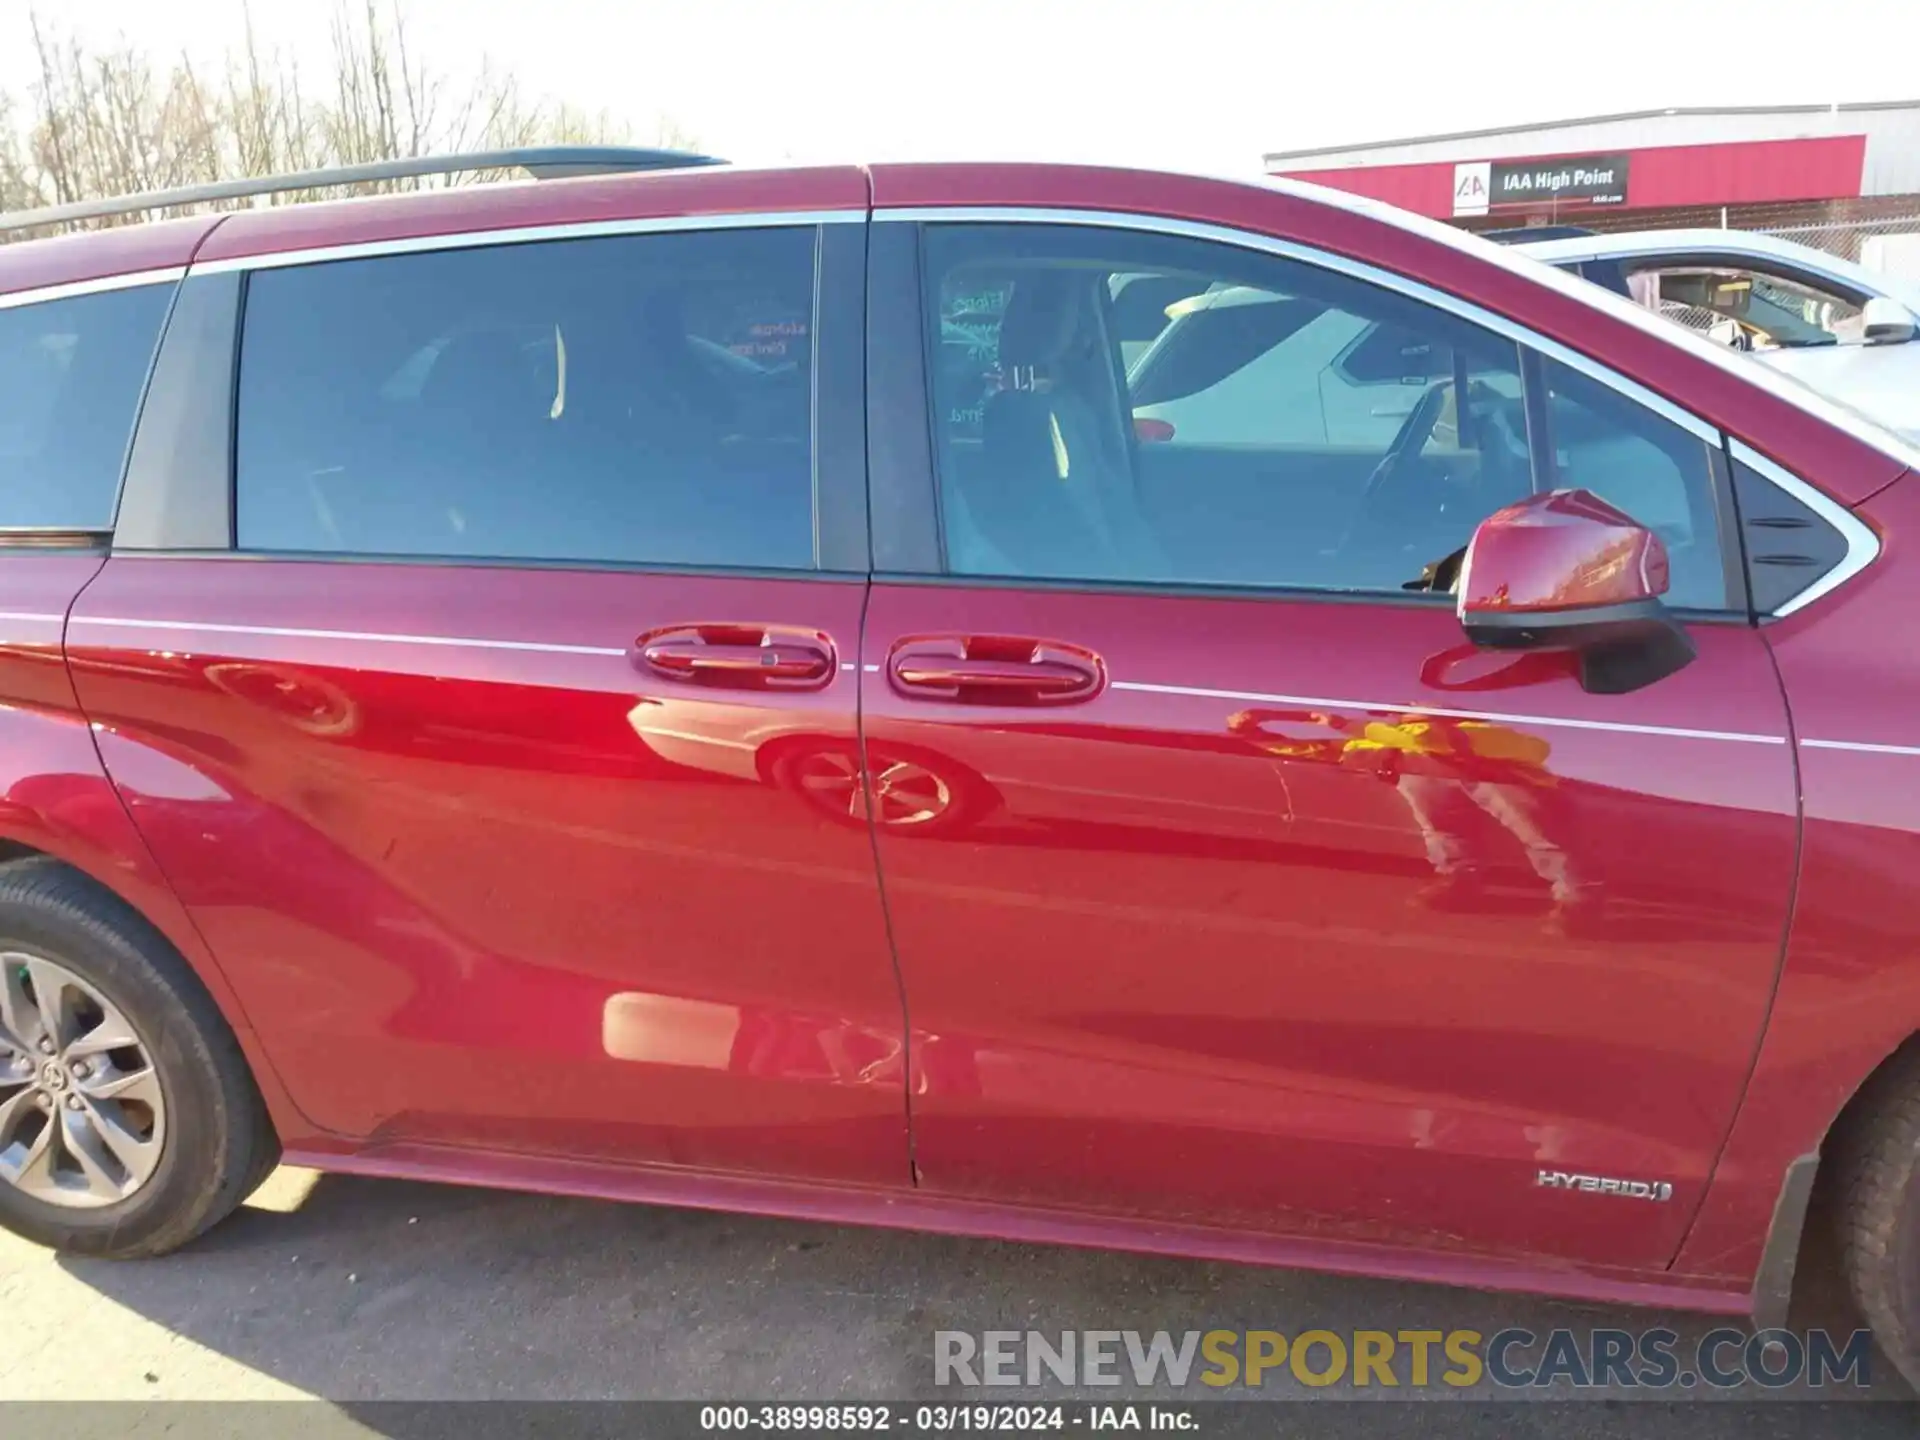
4, 151, 1920, 1381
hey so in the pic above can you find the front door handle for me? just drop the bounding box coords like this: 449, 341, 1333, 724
636, 624, 836, 691
888, 636, 1105, 705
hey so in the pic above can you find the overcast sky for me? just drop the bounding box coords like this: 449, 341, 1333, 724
5, 0, 1918, 173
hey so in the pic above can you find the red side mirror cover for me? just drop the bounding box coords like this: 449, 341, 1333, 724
1459, 489, 1669, 618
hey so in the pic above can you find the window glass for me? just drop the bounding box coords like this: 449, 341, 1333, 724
922, 224, 1730, 608
0, 283, 173, 529
1336, 321, 1459, 384
1730, 457, 1847, 614
1629, 264, 1864, 350
237, 227, 818, 568
924, 224, 1531, 593
1534, 358, 1726, 609
936, 276, 1009, 444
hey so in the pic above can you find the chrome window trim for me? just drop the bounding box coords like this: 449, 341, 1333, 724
190, 209, 863, 275
0, 268, 186, 312
884, 205, 1882, 618
1729, 439, 1881, 618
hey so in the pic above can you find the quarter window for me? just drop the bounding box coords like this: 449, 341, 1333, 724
0, 284, 174, 530
236, 227, 819, 568
923, 224, 1728, 608
1729, 456, 1850, 614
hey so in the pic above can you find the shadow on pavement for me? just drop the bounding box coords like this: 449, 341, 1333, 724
45, 1166, 1917, 1437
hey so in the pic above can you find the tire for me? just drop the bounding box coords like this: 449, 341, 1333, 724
0, 857, 277, 1257
1832, 1045, 1920, 1391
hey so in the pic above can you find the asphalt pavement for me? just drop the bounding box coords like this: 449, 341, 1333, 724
1, 1166, 1914, 1438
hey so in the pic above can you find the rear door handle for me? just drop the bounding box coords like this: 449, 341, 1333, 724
636, 624, 836, 691
888, 636, 1105, 705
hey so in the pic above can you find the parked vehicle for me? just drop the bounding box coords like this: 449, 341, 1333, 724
5, 151, 1920, 1384
1517, 228, 1920, 441
1130, 225, 1920, 453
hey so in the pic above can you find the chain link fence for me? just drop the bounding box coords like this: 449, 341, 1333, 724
1466, 199, 1920, 344
1482, 198, 1920, 272
1752, 213, 1920, 268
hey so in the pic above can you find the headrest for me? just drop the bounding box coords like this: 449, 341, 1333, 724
997, 273, 1084, 369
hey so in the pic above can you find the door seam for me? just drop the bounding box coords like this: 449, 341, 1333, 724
854, 577, 922, 1187
1664, 628, 1805, 1272
61, 556, 331, 1136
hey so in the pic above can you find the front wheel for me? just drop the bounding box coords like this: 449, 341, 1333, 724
0, 858, 277, 1257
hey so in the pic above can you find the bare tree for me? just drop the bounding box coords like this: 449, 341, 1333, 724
2, 1, 698, 234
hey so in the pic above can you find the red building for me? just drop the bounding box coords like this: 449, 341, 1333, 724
1267, 101, 1920, 247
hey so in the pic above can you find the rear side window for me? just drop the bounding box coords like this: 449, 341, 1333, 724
236, 227, 819, 569
0, 284, 173, 530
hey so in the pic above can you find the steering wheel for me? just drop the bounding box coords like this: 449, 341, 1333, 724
1333, 381, 1456, 565
1336, 380, 1532, 582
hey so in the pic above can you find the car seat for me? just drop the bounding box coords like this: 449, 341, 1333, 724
959, 272, 1168, 581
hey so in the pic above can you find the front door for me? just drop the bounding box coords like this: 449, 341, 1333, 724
860, 217, 1798, 1268
69, 215, 911, 1184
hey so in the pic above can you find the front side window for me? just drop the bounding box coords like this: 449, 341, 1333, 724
921, 224, 1727, 607
237, 226, 818, 568
1533, 358, 1726, 609
0, 284, 174, 530
1626, 262, 1865, 350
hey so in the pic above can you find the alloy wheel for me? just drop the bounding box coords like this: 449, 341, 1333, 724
0, 953, 166, 1208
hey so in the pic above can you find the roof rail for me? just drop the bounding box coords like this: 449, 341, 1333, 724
0, 146, 726, 234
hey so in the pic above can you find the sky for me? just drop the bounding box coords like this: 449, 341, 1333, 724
4, 0, 1919, 174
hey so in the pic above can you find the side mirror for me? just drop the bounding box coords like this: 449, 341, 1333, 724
1457, 489, 1696, 695
1861, 295, 1917, 346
